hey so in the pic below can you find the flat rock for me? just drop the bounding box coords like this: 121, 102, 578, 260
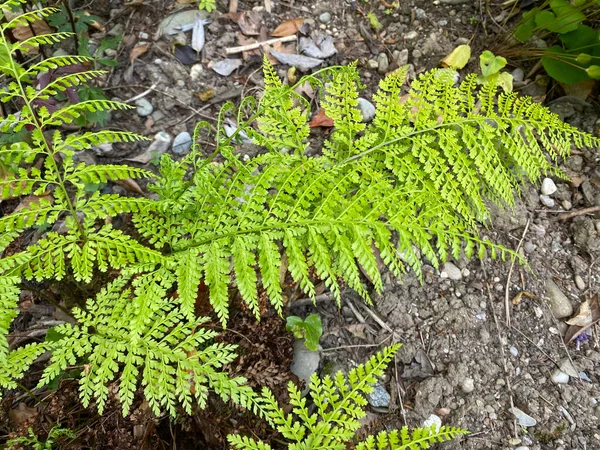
545, 279, 573, 319
367, 382, 391, 408
551, 368, 570, 384
509, 407, 537, 427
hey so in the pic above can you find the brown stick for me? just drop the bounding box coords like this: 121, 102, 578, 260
225, 35, 297, 54
229, 0, 238, 13
558, 205, 600, 220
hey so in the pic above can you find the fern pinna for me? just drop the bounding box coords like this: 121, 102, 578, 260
228, 345, 469, 449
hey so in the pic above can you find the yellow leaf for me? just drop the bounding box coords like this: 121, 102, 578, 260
441, 44, 471, 70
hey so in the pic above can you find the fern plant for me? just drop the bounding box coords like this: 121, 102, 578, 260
0, 1, 252, 416
228, 345, 469, 450
1, 0, 598, 421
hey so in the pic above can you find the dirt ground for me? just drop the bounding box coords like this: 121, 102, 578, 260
2, 0, 600, 449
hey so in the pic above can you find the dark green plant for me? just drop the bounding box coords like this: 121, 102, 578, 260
505, 0, 600, 84
286, 314, 322, 351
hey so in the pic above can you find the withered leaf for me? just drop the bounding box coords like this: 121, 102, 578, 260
309, 108, 334, 128
271, 18, 305, 37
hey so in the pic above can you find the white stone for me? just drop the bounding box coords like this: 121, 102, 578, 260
440, 262, 462, 280
357, 98, 376, 122
423, 414, 442, 432
540, 195, 555, 208
404, 30, 418, 40
461, 377, 475, 393
509, 407, 537, 427
541, 177, 557, 196
551, 368, 570, 384
575, 275, 585, 290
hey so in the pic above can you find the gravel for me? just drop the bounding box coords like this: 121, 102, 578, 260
440, 262, 462, 280
319, 12, 331, 24
545, 279, 573, 319
135, 98, 154, 117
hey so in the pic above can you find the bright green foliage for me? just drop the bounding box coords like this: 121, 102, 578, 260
1, 1, 598, 423
198, 0, 216, 12
133, 58, 597, 325
0, 2, 156, 394
39, 274, 253, 417
227, 345, 469, 449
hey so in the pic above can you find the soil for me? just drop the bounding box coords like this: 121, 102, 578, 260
2, 0, 600, 449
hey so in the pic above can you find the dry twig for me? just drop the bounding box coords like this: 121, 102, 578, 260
225, 35, 297, 54
505, 218, 530, 326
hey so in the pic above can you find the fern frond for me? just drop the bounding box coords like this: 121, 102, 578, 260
0, 342, 47, 392
22, 55, 95, 78
37, 275, 250, 417
4, 7, 58, 30
59, 130, 145, 153
45, 101, 136, 126
66, 163, 151, 186
228, 435, 274, 450
356, 426, 470, 450
78, 194, 154, 220
0, 196, 59, 233
0, 276, 20, 357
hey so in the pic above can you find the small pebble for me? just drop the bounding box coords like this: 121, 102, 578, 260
367, 59, 379, 69
135, 98, 154, 117
540, 195, 555, 208
545, 279, 573, 319
377, 52, 389, 74
461, 268, 470, 277
190, 64, 204, 81
511, 68, 524, 83
404, 30, 418, 40
319, 12, 332, 24
367, 382, 391, 408
515, 447, 530, 450
423, 414, 442, 432
461, 378, 475, 394
508, 438, 522, 446
172, 131, 192, 154
541, 177, 557, 196
440, 262, 462, 280
574, 275, 585, 290
523, 241, 535, 253
357, 98, 376, 122
551, 368, 569, 384
561, 200, 572, 210
509, 346, 518, 357
558, 357, 578, 377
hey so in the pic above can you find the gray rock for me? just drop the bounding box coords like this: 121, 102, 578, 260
558, 357, 579, 377
423, 414, 442, 432
509, 407, 537, 427
108, 23, 124, 37
212, 59, 243, 76
523, 241, 535, 254
126, 131, 172, 164
172, 131, 192, 154
509, 346, 519, 357
515, 447, 530, 450
357, 97, 376, 122
394, 48, 409, 66
440, 262, 462, 280
367, 382, 391, 408
319, 12, 331, 24
367, 59, 379, 69
562, 200, 572, 210
404, 30, 418, 40
461, 377, 474, 393
539, 195, 555, 208
541, 177, 557, 196
414, 8, 427, 19
551, 368, 570, 384
158, 9, 210, 37
135, 98, 154, 117
290, 339, 320, 391
512, 68, 524, 83
377, 52, 389, 74
571, 217, 600, 255
190, 64, 204, 81
574, 275, 585, 290
545, 279, 573, 319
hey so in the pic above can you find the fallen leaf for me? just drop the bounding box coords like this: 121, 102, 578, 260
309, 108, 334, 127
174, 45, 198, 65
129, 44, 149, 63
441, 44, 471, 70
511, 291, 539, 305
114, 178, 144, 195
212, 59, 243, 76
344, 323, 368, 339
563, 78, 595, 100
227, 11, 262, 36
271, 18, 305, 37
9, 403, 37, 427
196, 89, 215, 101
12, 19, 53, 41
270, 50, 323, 71
565, 294, 599, 344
